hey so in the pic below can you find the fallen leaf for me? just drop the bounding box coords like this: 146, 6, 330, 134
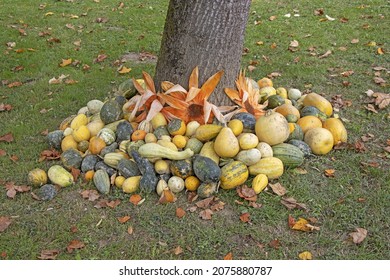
94, 54, 108, 63
293, 167, 308, 174
7, 81, 23, 88
173, 246, 183, 255
127, 226, 133, 235
341, 70, 354, 77
240, 212, 251, 223
269, 182, 286, 196
0, 149, 6, 157
39, 149, 61, 162
59, 58, 72, 67
199, 209, 213, 220
80, 189, 100, 201
324, 169, 335, 177
247, 65, 256, 72
318, 50, 332, 58
354, 141, 367, 152
351, 38, 359, 44
158, 189, 176, 204
223, 252, 233, 260
66, 240, 85, 253
117, 216, 131, 224
269, 239, 281, 249
106, 199, 121, 209
237, 185, 257, 201
129, 194, 142, 205
314, 9, 324, 16
0, 216, 12, 232
70, 226, 78, 233
377, 48, 385, 55
364, 104, 378, 113
248, 201, 262, 208
349, 227, 367, 244
45, 12, 54, 16
6, 188, 17, 199
281, 197, 308, 211
325, 15, 335, 21
269, 15, 276, 21
176, 207, 186, 219
292, 218, 320, 232
373, 77, 386, 86
70, 168, 80, 182
118, 65, 132, 74
290, 40, 299, 48
195, 196, 214, 209
96, 17, 109, 23
210, 200, 225, 211
299, 251, 313, 260
372, 93, 390, 109
0, 103, 13, 112
288, 215, 296, 228
38, 249, 60, 260
340, 17, 349, 23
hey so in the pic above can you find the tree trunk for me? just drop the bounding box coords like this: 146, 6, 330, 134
154, 0, 251, 106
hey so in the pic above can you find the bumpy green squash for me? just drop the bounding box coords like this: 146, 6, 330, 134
193, 155, 221, 183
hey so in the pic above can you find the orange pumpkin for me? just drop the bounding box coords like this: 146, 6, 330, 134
89, 136, 106, 155
131, 130, 147, 141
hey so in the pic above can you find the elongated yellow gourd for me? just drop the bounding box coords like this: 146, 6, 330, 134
138, 143, 194, 160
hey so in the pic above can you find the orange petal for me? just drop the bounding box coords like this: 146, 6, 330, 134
189, 66, 199, 89
165, 84, 187, 95
142, 71, 156, 93
224, 88, 242, 105
186, 87, 201, 102
194, 70, 224, 103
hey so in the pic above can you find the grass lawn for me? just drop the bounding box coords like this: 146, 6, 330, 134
0, 0, 389, 260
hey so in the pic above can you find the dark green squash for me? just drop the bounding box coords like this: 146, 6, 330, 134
153, 125, 170, 139
95, 161, 116, 177
116, 121, 133, 143
46, 130, 64, 150
267, 95, 285, 109
288, 139, 312, 157
81, 155, 99, 172
100, 99, 123, 124
93, 169, 110, 194
170, 159, 194, 179
193, 155, 221, 183
197, 182, 217, 198
130, 150, 158, 192
287, 123, 304, 141
231, 112, 256, 132
300, 106, 327, 121
60, 148, 82, 170
117, 158, 140, 178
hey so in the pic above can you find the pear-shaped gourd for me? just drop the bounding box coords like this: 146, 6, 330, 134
214, 127, 240, 158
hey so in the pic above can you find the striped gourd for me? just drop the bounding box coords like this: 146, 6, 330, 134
271, 143, 304, 168
220, 161, 249, 190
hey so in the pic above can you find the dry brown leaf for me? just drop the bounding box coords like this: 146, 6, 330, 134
298, 251, 313, 260
38, 249, 60, 260
341, 70, 354, 77
127, 226, 133, 235
0, 103, 13, 112
240, 212, 251, 223
106, 199, 121, 209
0, 133, 14, 143
364, 104, 378, 113
349, 228, 367, 244
176, 207, 186, 219
59, 58, 72, 67
351, 38, 359, 44
288, 215, 296, 228
187, 205, 198, 213
0, 216, 12, 232
292, 218, 320, 232
195, 196, 214, 209
269, 182, 286, 196
118, 66, 132, 74
290, 40, 299, 48
66, 240, 85, 253
94, 54, 108, 63
237, 185, 257, 201
39, 149, 61, 162
70, 167, 80, 182
373, 77, 386, 86
0, 149, 6, 157
269, 239, 281, 249
6, 188, 17, 199
372, 93, 390, 109
9, 155, 19, 162
199, 209, 213, 220
354, 141, 367, 152
318, 50, 332, 58
281, 197, 308, 211
80, 189, 100, 201
248, 201, 262, 208
223, 252, 233, 260
210, 201, 225, 211
117, 216, 131, 224
158, 189, 176, 204
129, 194, 142, 205
70, 225, 78, 233
173, 246, 183, 255
7, 81, 23, 88
269, 15, 276, 21
361, 133, 374, 142
324, 169, 335, 177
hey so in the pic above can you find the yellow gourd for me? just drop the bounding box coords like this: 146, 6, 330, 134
72, 125, 91, 142
70, 113, 88, 130
303, 92, 333, 117
214, 127, 240, 158
255, 111, 289, 146
297, 116, 323, 134
194, 124, 223, 142
138, 143, 194, 160
61, 135, 78, 152
304, 127, 334, 155
252, 174, 268, 194
227, 119, 244, 136
248, 157, 284, 179
238, 133, 259, 150
122, 176, 141, 193
322, 118, 347, 145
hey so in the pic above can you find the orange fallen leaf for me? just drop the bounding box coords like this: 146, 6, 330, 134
195, 196, 214, 209
66, 240, 85, 253
70, 167, 81, 182
9, 155, 19, 162
173, 246, 183, 255
269, 239, 281, 249
127, 226, 133, 235
377, 48, 384, 55
349, 227, 367, 244
117, 216, 131, 224
240, 212, 250, 223
223, 252, 233, 260
70, 226, 78, 233
129, 194, 142, 205
0, 216, 12, 232
0, 149, 6, 157
0, 132, 15, 142
299, 251, 313, 260
106, 199, 121, 209
292, 218, 320, 232
176, 207, 186, 219
324, 169, 335, 177
79, 189, 100, 201
288, 214, 296, 228
59, 58, 72, 67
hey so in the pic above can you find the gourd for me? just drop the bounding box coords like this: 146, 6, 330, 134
288, 88, 302, 100
154, 159, 170, 174
258, 77, 273, 88
61, 148, 83, 170
267, 95, 285, 109
81, 155, 99, 172
256, 142, 273, 158
304, 127, 334, 155
199, 141, 220, 165
157, 139, 178, 151
185, 176, 201, 191
303, 92, 333, 117
138, 143, 194, 160
87, 120, 104, 137
48, 165, 74, 187
197, 182, 217, 198
70, 114, 88, 130
93, 169, 110, 194
153, 125, 170, 139
172, 135, 187, 149
27, 168, 48, 187
288, 139, 312, 157
227, 119, 244, 136
220, 161, 249, 190
116, 121, 133, 143
145, 133, 158, 143
95, 161, 116, 177
117, 158, 140, 178
214, 127, 240, 158
300, 106, 327, 121
238, 133, 259, 150
297, 115, 323, 134
275, 104, 300, 119
193, 155, 221, 183
61, 135, 78, 152
255, 111, 289, 146
130, 150, 158, 192
87, 99, 104, 114
185, 121, 201, 137
151, 112, 168, 129
131, 130, 147, 141
259, 86, 276, 103
271, 143, 305, 168
156, 179, 169, 196
138, 120, 153, 133
168, 176, 185, 193
72, 125, 90, 142
185, 138, 203, 154
59, 114, 76, 130
322, 118, 347, 145
276, 87, 288, 99
235, 149, 261, 166
287, 123, 304, 141
194, 124, 223, 142
46, 130, 63, 150
252, 174, 268, 194
167, 118, 186, 136
170, 159, 194, 179
37, 184, 57, 201
248, 157, 284, 179
77, 140, 90, 153
122, 176, 141, 193
88, 136, 106, 155
114, 175, 126, 188
231, 112, 256, 132
97, 128, 116, 145
103, 152, 127, 168
100, 99, 123, 124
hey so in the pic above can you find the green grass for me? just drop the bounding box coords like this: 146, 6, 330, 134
0, 0, 389, 260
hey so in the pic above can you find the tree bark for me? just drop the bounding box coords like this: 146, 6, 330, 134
154, 0, 251, 106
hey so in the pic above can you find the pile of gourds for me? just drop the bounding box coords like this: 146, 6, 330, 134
28, 77, 347, 200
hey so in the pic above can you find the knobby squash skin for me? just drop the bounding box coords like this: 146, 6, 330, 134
220, 161, 249, 190
117, 158, 140, 178
130, 150, 158, 192
197, 182, 217, 198
193, 155, 221, 183
170, 159, 194, 179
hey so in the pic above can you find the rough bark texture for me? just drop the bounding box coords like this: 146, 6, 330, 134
154, 0, 251, 106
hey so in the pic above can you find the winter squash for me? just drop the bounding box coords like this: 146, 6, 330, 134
257, 77, 273, 88
88, 136, 106, 155
297, 115, 323, 134
304, 127, 334, 155
193, 155, 221, 183
199, 141, 220, 164
287, 88, 302, 100
303, 92, 333, 117
287, 123, 304, 141
151, 112, 167, 129
81, 155, 99, 172
154, 159, 170, 174
157, 139, 178, 151
275, 104, 300, 119
103, 152, 127, 168
84, 170, 95, 181
99, 99, 123, 124
214, 127, 240, 158
194, 124, 222, 142
87, 99, 104, 114
185, 138, 204, 154
48, 165, 74, 187
61, 148, 82, 170
255, 111, 289, 146
70, 113, 88, 130
220, 161, 249, 190
122, 176, 141, 193
145, 133, 158, 143
117, 158, 140, 178
114, 175, 125, 188
185, 176, 201, 191
252, 174, 268, 194
46, 130, 64, 150
235, 148, 261, 166
72, 125, 90, 142
167, 118, 186, 136
248, 157, 284, 179
231, 112, 256, 132
87, 120, 105, 137
116, 121, 134, 143
238, 133, 259, 150
97, 128, 116, 145
322, 118, 347, 144
27, 168, 48, 187
300, 106, 327, 121
227, 119, 244, 136
61, 135, 78, 152
172, 135, 187, 149
197, 182, 217, 198
93, 169, 110, 194
267, 95, 285, 109
256, 142, 273, 158
276, 87, 288, 99
271, 143, 304, 168
168, 176, 185, 193
131, 129, 147, 141
185, 121, 201, 137
259, 86, 276, 103
288, 139, 312, 157
170, 159, 194, 179
138, 143, 194, 160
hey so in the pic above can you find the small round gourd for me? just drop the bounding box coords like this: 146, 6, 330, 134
228, 119, 244, 136
122, 176, 141, 194
61, 135, 78, 152
97, 128, 116, 145
156, 179, 169, 196
167, 118, 186, 136
72, 125, 91, 142
70, 114, 88, 130
185, 121, 200, 137
89, 136, 106, 155
168, 176, 185, 193
27, 168, 48, 187
297, 116, 323, 134
288, 88, 302, 100
256, 142, 273, 158
185, 176, 201, 191
252, 174, 268, 194
238, 133, 259, 150
154, 159, 170, 174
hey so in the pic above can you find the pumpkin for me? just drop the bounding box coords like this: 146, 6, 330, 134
61, 148, 83, 170
287, 123, 304, 141
252, 174, 268, 194
131, 129, 147, 141
99, 99, 123, 124
48, 165, 74, 187
256, 142, 273, 158
214, 127, 240, 158
72, 125, 90, 142
235, 148, 261, 166
193, 155, 221, 183
271, 143, 304, 168
257, 77, 273, 88
199, 141, 220, 165
122, 176, 141, 193
303, 92, 333, 117
255, 111, 289, 146
97, 128, 116, 145
170, 159, 193, 179
297, 115, 323, 134
304, 127, 334, 155
238, 133, 259, 150
46, 130, 64, 150
185, 176, 201, 191
151, 112, 168, 130
88, 136, 106, 155
61, 135, 78, 152
185, 121, 201, 137
130, 150, 158, 192
168, 176, 185, 193
194, 124, 223, 142
231, 112, 256, 132
154, 159, 170, 175
275, 104, 300, 119
220, 161, 249, 190
228, 119, 244, 136
185, 137, 204, 154
27, 168, 48, 187
197, 182, 217, 198
322, 118, 347, 145
172, 135, 187, 149
288, 88, 302, 100
167, 118, 186, 136
248, 157, 284, 179
70, 113, 88, 130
